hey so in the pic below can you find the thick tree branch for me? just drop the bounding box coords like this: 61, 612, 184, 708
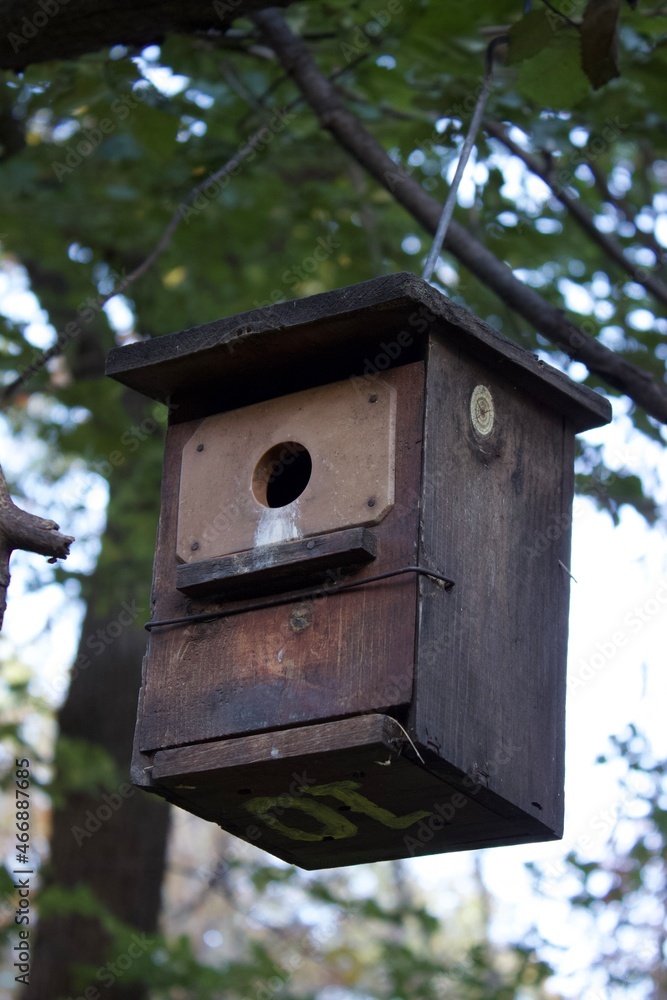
0, 464, 73, 629
251, 7, 667, 426
0, 0, 297, 71
484, 120, 667, 308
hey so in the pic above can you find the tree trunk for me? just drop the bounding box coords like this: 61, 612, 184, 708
25, 437, 170, 1000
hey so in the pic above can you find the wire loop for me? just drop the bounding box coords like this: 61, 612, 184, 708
145, 564, 455, 631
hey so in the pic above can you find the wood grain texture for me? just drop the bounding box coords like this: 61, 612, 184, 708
150, 715, 556, 869
175, 527, 377, 598
153, 713, 399, 779
137, 362, 424, 752
175, 375, 396, 561
410, 335, 575, 839
106, 272, 611, 431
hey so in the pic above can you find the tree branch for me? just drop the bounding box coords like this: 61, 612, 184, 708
0, 0, 296, 71
1, 56, 366, 406
0, 117, 287, 405
586, 158, 666, 267
484, 119, 667, 309
251, 7, 667, 426
0, 464, 73, 629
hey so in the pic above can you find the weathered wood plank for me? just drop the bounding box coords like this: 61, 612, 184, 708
175, 527, 377, 598
411, 335, 573, 840
153, 713, 398, 779
151, 715, 557, 869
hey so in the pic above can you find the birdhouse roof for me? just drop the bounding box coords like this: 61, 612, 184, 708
106, 271, 611, 432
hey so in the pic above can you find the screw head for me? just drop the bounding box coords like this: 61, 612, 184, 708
196, 443, 204, 452
367, 497, 376, 508
306, 540, 315, 550
369, 393, 378, 403
191, 541, 200, 551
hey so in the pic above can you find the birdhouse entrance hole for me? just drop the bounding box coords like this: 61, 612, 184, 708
252, 442, 312, 508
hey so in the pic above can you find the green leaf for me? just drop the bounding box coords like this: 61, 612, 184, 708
581, 0, 622, 88
517, 30, 590, 108
508, 9, 557, 65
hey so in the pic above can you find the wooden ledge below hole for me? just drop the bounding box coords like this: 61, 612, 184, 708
175, 526, 376, 599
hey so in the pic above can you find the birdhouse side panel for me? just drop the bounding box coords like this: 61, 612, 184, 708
412, 334, 574, 840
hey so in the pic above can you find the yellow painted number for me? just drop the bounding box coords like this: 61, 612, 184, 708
244, 795, 358, 841
244, 779, 432, 842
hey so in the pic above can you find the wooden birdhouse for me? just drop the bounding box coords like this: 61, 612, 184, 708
106, 272, 611, 869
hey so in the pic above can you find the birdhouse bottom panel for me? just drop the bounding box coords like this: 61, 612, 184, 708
151, 715, 559, 869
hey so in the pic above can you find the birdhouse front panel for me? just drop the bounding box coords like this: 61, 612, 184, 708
105, 272, 612, 869
137, 361, 425, 753
175, 375, 396, 565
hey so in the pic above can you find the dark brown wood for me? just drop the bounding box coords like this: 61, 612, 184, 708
410, 334, 575, 840
135, 362, 424, 753
0, 463, 74, 629
119, 277, 612, 868
149, 715, 557, 869
153, 713, 400, 779
175, 527, 377, 598
106, 272, 611, 431
0, 0, 297, 72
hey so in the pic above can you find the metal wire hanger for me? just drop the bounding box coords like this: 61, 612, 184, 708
421, 37, 505, 284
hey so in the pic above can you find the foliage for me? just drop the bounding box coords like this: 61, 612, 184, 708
48, 736, 125, 806
530, 726, 667, 996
